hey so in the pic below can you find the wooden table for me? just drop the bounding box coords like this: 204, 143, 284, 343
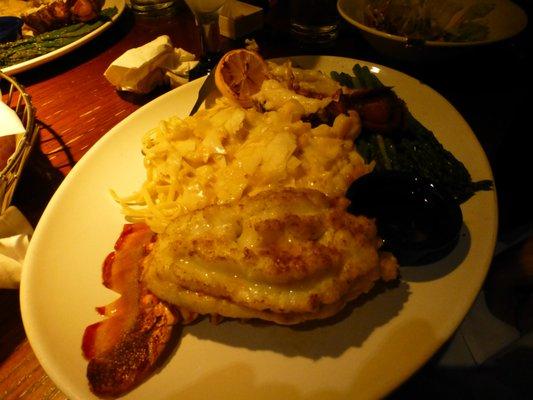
1, 1, 532, 398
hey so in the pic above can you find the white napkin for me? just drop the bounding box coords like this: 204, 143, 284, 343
104, 35, 199, 94
0, 206, 33, 289
0, 101, 26, 137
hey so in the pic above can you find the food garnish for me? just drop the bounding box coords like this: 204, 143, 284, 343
214, 48, 268, 108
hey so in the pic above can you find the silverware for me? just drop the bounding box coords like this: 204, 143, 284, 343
189, 72, 215, 116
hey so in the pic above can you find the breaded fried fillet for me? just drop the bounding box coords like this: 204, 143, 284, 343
143, 189, 398, 325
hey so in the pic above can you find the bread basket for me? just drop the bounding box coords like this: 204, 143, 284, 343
0, 71, 39, 214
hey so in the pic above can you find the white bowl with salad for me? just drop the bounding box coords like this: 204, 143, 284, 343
337, 0, 528, 61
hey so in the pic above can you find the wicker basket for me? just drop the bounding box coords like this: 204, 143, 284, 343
0, 72, 39, 214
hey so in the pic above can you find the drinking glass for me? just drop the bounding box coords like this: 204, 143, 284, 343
289, 0, 340, 45
130, 0, 176, 16
184, 0, 227, 71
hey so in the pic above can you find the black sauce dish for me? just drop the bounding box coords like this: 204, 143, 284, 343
0, 16, 23, 44
346, 170, 463, 266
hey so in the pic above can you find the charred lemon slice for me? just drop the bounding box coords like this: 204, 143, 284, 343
214, 49, 268, 108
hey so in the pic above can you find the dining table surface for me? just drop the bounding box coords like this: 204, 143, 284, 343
1, 0, 532, 398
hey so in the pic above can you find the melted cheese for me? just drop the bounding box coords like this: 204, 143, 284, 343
143, 189, 398, 324
252, 79, 333, 115
115, 98, 369, 233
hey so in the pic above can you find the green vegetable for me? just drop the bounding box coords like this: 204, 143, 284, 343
0, 7, 118, 68
332, 65, 385, 89
331, 64, 492, 203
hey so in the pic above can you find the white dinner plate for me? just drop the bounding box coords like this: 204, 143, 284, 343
21, 56, 498, 400
1, 0, 125, 76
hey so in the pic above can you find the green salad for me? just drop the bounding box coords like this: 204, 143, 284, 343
364, 0, 495, 42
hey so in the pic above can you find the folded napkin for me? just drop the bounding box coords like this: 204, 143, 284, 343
0, 206, 33, 289
0, 101, 25, 137
104, 35, 199, 94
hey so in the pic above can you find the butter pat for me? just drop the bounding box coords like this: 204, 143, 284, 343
104, 35, 199, 94
219, 1, 263, 39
